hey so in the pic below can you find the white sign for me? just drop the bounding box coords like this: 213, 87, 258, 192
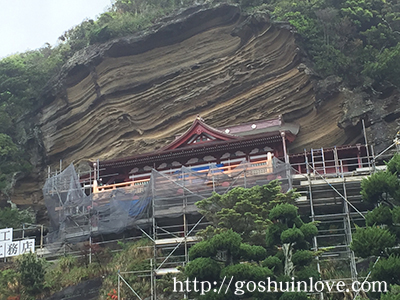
5, 241, 20, 257
0, 228, 12, 242
0, 228, 35, 258
0, 239, 35, 258
0, 242, 4, 258
19, 239, 35, 255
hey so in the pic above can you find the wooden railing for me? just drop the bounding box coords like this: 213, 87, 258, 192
93, 159, 275, 194
95, 178, 150, 193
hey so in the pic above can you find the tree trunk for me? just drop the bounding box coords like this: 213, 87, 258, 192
282, 243, 294, 277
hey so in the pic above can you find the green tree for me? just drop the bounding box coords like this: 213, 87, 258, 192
186, 230, 272, 299
196, 181, 299, 245
351, 226, 396, 258
266, 203, 318, 279
17, 252, 45, 298
0, 133, 32, 192
361, 170, 400, 205
387, 153, 400, 175
381, 285, 400, 300
365, 204, 393, 226
0, 207, 33, 229
185, 257, 222, 282
186, 183, 317, 299
0, 269, 20, 300
0, 133, 18, 162
351, 154, 400, 293
370, 255, 400, 286
279, 292, 309, 300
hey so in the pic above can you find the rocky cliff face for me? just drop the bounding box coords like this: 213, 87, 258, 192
11, 4, 400, 206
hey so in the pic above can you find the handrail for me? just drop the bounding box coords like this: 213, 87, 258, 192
94, 159, 274, 194
94, 154, 380, 194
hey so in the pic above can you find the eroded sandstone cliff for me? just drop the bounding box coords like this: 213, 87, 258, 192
39, 4, 352, 165
11, 4, 400, 206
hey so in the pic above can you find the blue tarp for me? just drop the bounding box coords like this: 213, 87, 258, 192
99, 197, 150, 217
174, 164, 224, 176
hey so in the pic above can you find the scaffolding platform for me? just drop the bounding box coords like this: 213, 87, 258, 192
155, 268, 180, 276
298, 175, 366, 186
155, 236, 198, 246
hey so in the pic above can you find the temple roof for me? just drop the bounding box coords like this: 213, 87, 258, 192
95, 116, 299, 169
162, 117, 239, 151
220, 117, 300, 137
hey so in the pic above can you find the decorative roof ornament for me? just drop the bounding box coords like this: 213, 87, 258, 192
196, 114, 204, 121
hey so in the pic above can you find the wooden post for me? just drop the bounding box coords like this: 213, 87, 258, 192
281, 131, 291, 189
280, 131, 289, 164
334, 146, 339, 175
357, 145, 362, 168
267, 152, 273, 173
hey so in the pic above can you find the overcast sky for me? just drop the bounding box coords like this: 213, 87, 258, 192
0, 0, 113, 58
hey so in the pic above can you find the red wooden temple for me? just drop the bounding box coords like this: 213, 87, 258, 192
85, 116, 370, 190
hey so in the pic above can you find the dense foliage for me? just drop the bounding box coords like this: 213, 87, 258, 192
0, 267, 20, 300
196, 181, 299, 244
0, 239, 153, 300
17, 252, 45, 298
267, 0, 400, 88
185, 181, 318, 299
0, 133, 31, 193
0, 207, 34, 229
352, 154, 400, 299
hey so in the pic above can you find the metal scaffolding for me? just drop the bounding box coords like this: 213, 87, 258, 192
41, 142, 396, 299
291, 146, 379, 299
42, 156, 292, 299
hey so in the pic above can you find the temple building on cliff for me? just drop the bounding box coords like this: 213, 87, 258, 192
87, 115, 369, 191
91, 115, 299, 187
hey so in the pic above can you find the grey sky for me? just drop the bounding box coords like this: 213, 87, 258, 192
0, 0, 113, 58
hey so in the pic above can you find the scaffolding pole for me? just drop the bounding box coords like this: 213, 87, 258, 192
306, 155, 323, 300
295, 148, 378, 297
341, 161, 358, 287
306, 163, 365, 220
362, 119, 371, 169
150, 259, 154, 300
151, 171, 157, 300
183, 173, 188, 265
118, 269, 120, 300
183, 169, 188, 300
118, 271, 143, 300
